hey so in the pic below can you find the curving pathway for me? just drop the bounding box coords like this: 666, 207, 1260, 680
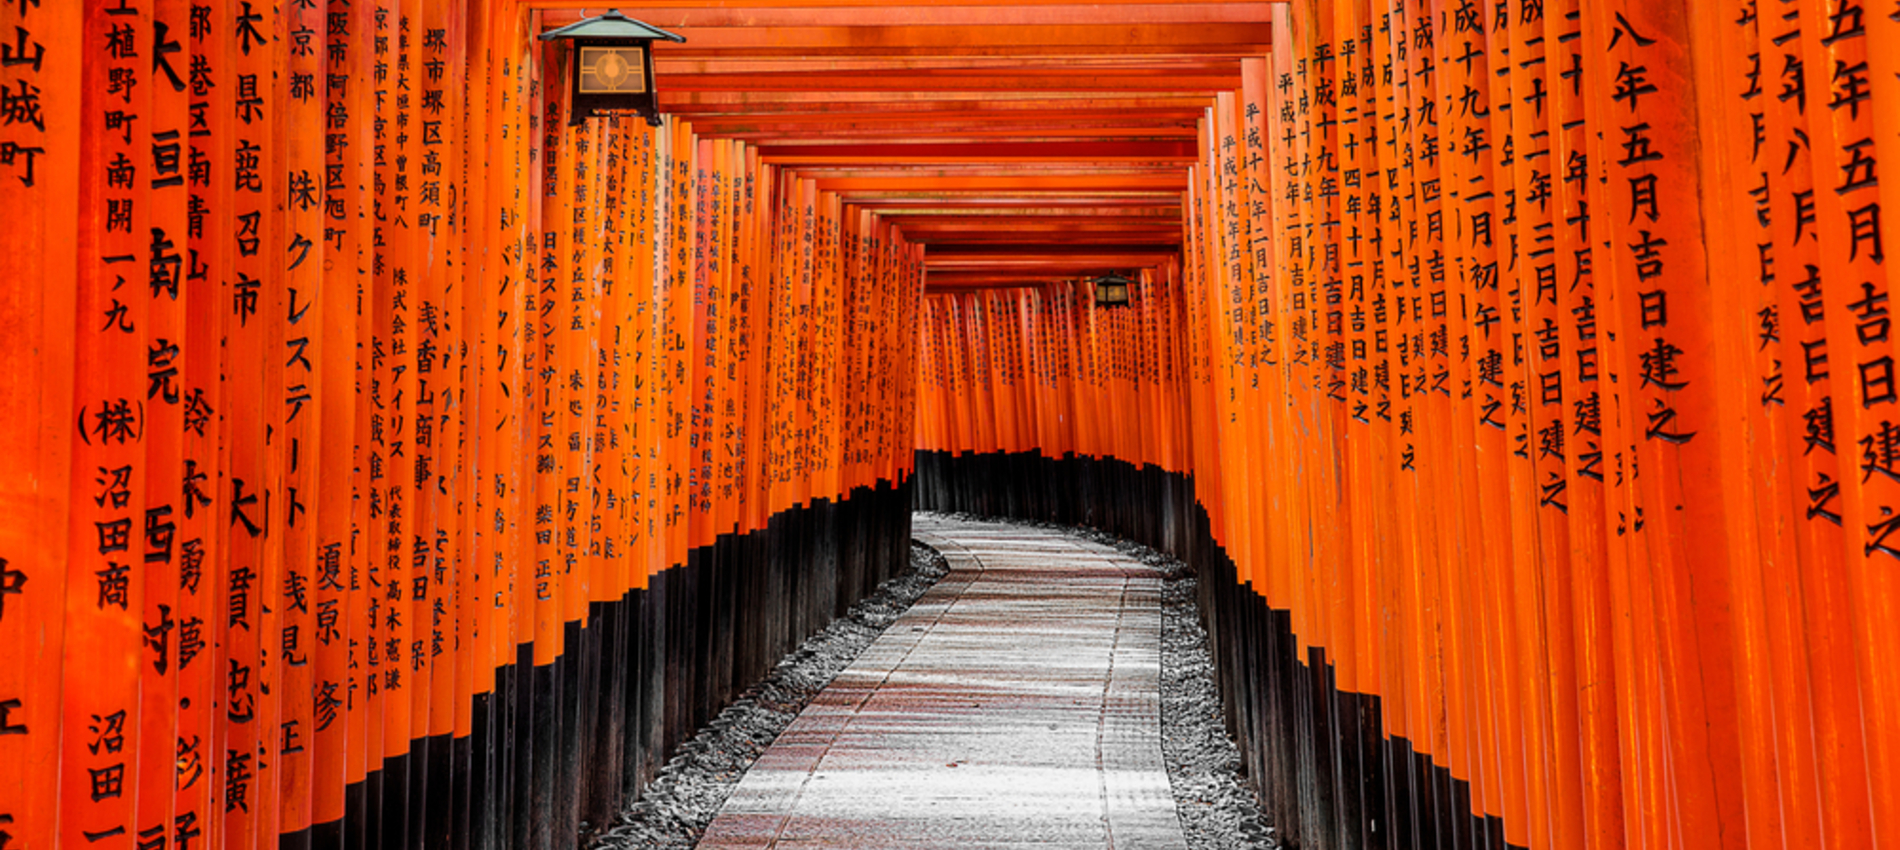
697, 515, 1189, 849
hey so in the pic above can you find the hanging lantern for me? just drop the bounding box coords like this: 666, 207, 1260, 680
539, 9, 686, 126
1092, 272, 1134, 307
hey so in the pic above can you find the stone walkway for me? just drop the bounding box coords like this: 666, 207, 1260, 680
697, 516, 1189, 849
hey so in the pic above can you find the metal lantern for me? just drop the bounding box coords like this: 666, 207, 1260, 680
538, 10, 686, 126
1092, 272, 1134, 307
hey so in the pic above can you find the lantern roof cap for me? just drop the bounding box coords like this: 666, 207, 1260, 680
539, 9, 686, 43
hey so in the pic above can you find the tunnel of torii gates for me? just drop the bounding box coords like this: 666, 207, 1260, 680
10, 0, 1900, 848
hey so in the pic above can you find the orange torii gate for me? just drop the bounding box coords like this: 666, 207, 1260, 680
5, 1, 1900, 849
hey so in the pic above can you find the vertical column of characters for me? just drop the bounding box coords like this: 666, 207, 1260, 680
761, 169, 792, 517
1261, 9, 1302, 615
719, 143, 751, 533
1020, 285, 1045, 459
1689, 1, 1794, 846
947, 291, 968, 461
1152, 264, 1177, 469
62, 0, 153, 845
359, 0, 397, 802
870, 212, 892, 484
984, 291, 1007, 459
1802, 0, 1900, 836
1859, 1, 1900, 838
1163, 259, 1190, 475
450, 0, 486, 767
948, 289, 969, 460
992, 288, 1019, 458
686, 137, 712, 545
1016, 285, 1038, 457
1088, 282, 1108, 462
1124, 273, 1144, 464
835, 203, 859, 487
469, 0, 506, 737
1338, 0, 1390, 704
940, 290, 959, 462
736, 153, 771, 535
900, 243, 924, 476
1176, 168, 1202, 480
1109, 279, 1124, 462
973, 288, 997, 458
699, 138, 729, 540
1540, 0, 1626, 844
1586, 0, 1746, 845
172, 0, 224, 844
955, 292, 980, 458
635, 113, 664, 583
1190, 107, 1232, 575
1480, 20, 1549, 829
626, 120, 657, 584
502, 5, 533, 665
757, 169, 784, 516
1123, 273, 1142, 466
954, 293, 980, 458
1288, 2, 1330, 653
1206, 93, 1255, 591
252, 0, 297, 832
1050, 282, 1076, 462
591, 119, 628, 603
913, 295, 933, 459
914, 298, 937, 458
1440, 0, 1534, 832
0, 0, 76, 842
562, 117, 600, 627
1497, 1, 1569, 844
817, 193, 846, 499
378, 0, 420, 786
272, 0, 327, 834
663, 121, 695, 569
1427, 0, 1511, 829
517, 6, 542, 671
423, 0, 466, 758
1181, 134, 1220, 544
531, 36, 568, 666
1392, 0, 1478, 805
782, 171, 806, 502
1026, 285, 1041, 460
1261, 4, 1292, 623
1364, 0, 1425, 784
723, 141, 748, 521
405, 0, 451, 769
1342, 3, 1405, 741
1360, 0, 1406, 779
311, 0, 369, 828
1048, 281, 1064, 465
864, 213, 889, 476
1572, 1, 1665, 843
219, 0, 276, 842
129, 0, 189, 844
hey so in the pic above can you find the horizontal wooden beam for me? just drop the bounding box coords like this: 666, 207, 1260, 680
539, 4, 1276, 27
634, 24, 1269, 57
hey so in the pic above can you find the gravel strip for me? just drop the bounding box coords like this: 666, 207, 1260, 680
587, 541, 951, 850
585, 513, 1272, 849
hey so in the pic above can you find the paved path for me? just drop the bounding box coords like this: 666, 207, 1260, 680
698, 516, 1188, 849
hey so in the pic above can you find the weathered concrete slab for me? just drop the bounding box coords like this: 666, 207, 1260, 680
698, 516, 1189, 849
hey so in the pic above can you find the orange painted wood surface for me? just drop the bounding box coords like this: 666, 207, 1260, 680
6, 2, 1900, 849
